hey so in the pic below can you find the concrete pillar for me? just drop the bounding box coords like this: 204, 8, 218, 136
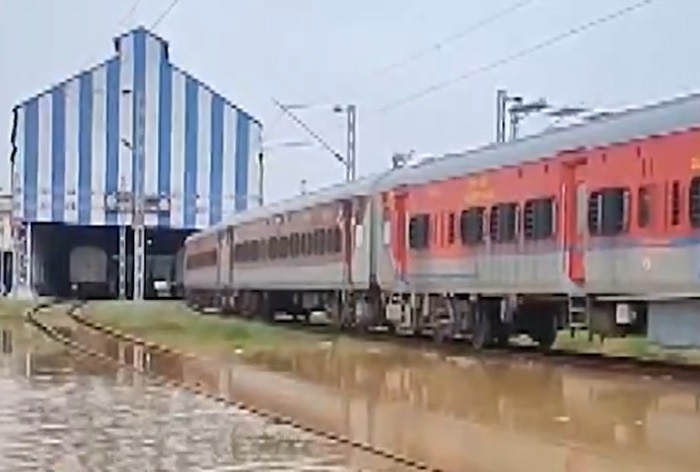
11, 221, 34, 299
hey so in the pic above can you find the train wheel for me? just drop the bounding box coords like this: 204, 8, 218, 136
532, 313, 558, 351
471, 303, 493, 350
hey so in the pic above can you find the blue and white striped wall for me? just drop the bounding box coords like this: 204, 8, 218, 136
11, 27, 262, 229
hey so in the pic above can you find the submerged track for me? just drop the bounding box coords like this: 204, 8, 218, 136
24, 299, 439, 472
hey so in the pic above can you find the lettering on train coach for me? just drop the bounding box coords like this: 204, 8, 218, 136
463, 176, 494, 205
691, 156, 700, 171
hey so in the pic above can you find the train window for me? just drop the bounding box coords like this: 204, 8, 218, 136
447, 212, 455, 245
588, 192, 601, 234
637, 185, 652, 228
489, 202, 518, 243
290, 233, 298, 257
279, 236, 289, 258
240, 242, 249, 262
304, 232, 311, 255
312, 229, 324, 255
523, 197, 555, 240
589, 187, 629, 235
303, 232, 310, 255
408, 214, 430, 250
324, 228, 334, 253
251, 240, 259, 261
460, 207, 485, 246
690, 177, 700, 228
231, 244, 239, 263
259, 239, 267, 260
268, 237, 278, 259
671, 180, 681, 226
333, 227, 342, 252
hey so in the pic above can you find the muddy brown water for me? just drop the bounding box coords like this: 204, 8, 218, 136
10, 316, 700, 472
0, 321, 395, 472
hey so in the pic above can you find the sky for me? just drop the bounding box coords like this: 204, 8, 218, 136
1, 0, 699, 203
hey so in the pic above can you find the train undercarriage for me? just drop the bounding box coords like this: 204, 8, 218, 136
183, 285, 640, 350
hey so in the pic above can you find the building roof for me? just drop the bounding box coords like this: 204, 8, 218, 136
13, 26, 262, 127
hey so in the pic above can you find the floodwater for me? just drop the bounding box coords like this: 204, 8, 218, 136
0, 320, 386, 472
8, 314, 700, 472
238, 340, 700, 472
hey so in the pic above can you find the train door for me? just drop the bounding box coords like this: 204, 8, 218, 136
392, 189, 408, 281
342, 199, 354, 287
218, 227, 231, 288
228, 227, 235, 288
562, 158, 587, 284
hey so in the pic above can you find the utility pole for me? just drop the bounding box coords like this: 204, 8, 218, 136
118, 177, 127, 300
274, 100, 358, 183
115, 88, 146, 301
494, 89, 549, 142
132, 89, 146, 301
342, 104, 357, 182
495, 89, 508, 143
257, 151, 264, 206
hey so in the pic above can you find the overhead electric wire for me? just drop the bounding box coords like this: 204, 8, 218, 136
305, 0, 542, 108
378, 0, 658, 113
116, 0, 144, 30
74, 0, 145, 73
373, 0, 540, 78
151, 0, 184, 29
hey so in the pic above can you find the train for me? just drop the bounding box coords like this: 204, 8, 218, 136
68, 245, 185, 299
182, 92, 700, 349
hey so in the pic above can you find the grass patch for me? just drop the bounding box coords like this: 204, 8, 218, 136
0, 299, 35, 319
85, 301, 322, 357
554, 329, 700, 364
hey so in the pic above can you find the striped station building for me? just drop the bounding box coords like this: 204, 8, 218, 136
7, 27, 263, 298
11, 26, 262, 228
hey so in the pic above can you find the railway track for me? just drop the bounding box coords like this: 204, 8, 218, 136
23, 298, 439, 472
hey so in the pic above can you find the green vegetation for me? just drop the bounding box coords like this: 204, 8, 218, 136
553, 329, 700, 364
85, 301, 323, 357
81, 301, 700, 364
0, 299, 34, 319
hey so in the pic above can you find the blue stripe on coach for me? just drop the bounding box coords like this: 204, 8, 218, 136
51, 86, 66, 222
132, 28, 147, 207
23, 99, 39, 222
78, 71, 93, 225
183, 76, 199, 229
234, 112, 249, 212
105, 58, 121, 225
209, 94, 224, 225
157, 59, 172, 227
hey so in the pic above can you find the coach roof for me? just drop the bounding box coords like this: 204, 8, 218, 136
189, 90, 700, 244
377, 91, 700, 191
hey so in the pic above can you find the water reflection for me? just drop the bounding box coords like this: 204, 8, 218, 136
36, 320, 700, 472
0, 323, 366, 472
238, 340, 700, 472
